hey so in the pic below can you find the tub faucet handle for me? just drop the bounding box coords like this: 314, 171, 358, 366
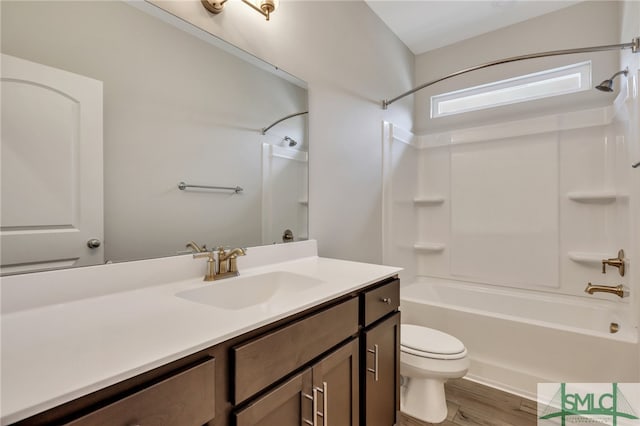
601, 249, 625, 276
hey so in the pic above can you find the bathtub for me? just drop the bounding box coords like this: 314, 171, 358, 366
400, 278, 639, 399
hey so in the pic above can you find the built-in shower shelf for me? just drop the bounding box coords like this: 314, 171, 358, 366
567, 191, 627, 203
414, 243, 445, 252
568, 252, 610, 265
413, 196, 445, 206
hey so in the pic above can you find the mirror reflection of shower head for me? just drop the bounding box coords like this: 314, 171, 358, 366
596, 68, 629, 92
284, 136, 297, 147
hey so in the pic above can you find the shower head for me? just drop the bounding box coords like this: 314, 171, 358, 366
596, 68, 629, 92
284, 136, 297, 147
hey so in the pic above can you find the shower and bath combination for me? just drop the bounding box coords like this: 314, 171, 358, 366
383, 36, 640, 423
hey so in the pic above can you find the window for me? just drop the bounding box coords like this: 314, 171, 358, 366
431, 61, 592, 118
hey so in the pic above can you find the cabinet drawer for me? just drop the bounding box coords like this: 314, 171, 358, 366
363, 279, 399, 327
66, 358, 215, 426
233, 297, 359, 404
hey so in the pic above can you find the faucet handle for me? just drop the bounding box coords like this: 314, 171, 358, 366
601, 249, 625, 276
186, 241, 207, 253
193, 251, 216, 281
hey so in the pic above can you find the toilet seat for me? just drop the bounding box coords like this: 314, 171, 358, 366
401, 324, 467, 360
401, 345, 467, 360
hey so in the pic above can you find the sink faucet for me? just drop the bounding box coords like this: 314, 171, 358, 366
193, 247, 247, 281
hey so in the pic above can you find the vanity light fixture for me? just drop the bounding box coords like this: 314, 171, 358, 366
201, 0, 278, 21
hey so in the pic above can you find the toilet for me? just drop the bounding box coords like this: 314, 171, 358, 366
400, 324, 470, 424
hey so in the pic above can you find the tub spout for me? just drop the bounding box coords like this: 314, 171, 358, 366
584, 283, 628, 298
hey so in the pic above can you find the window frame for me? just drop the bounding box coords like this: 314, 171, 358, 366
430, 61, 592, 118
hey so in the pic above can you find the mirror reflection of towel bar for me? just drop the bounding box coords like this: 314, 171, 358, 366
178, 181, 243, 193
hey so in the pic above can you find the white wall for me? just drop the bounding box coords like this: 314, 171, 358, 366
2, 1, 308, 262
152, 0, 415, 263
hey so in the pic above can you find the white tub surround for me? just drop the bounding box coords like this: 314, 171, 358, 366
0, 240, 401, 425
383, 99, 634, 298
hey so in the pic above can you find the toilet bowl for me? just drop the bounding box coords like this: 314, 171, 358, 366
400, 324, 470, 423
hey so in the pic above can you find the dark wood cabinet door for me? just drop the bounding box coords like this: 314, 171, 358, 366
363, 312, 400, 426
234, 369, 314, 426
312, 338, 360, 426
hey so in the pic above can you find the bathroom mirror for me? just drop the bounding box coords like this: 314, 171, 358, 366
0, 0, 309, 275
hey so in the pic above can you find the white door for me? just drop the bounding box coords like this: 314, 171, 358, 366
1, 54, 103, 274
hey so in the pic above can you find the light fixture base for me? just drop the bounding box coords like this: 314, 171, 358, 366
201, 0, 227, 15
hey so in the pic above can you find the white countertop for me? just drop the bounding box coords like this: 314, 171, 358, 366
1, 242, 400, 424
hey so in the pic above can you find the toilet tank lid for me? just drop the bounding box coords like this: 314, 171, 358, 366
401, 324, 466, 355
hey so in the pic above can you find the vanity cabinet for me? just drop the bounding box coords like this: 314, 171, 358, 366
11, 276, 399, 426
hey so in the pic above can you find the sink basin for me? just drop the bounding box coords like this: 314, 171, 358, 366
176, 271, 324, 310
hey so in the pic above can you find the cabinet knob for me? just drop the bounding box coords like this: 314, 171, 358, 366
380, 297, 391, 305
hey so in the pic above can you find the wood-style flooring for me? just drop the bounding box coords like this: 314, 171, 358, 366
399, 378, 537, 426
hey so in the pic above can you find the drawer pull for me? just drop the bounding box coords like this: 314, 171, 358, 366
380, 297, 392, 304
314, 382, 328, 426
367, 344, 379, 381
302, 392, 315, 426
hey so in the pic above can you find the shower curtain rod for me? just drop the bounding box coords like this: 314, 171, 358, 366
382, 37, 639, 110
261, 111, 309, 135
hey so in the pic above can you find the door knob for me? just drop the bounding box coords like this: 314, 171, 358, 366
87, 238, 101, 249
